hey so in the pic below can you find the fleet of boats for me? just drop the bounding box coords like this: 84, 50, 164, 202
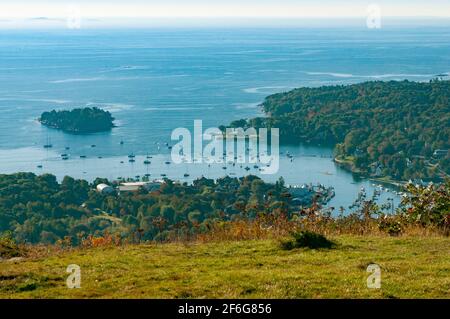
38, 140, 404, 208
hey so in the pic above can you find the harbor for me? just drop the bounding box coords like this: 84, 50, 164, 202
0, 144, 402, 214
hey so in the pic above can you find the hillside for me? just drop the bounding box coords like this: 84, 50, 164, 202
1, 236, 449, 298
227, 80, 450, 182
0, 173, 316, 244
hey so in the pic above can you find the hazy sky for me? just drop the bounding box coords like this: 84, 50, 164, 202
0, 0, 449, 28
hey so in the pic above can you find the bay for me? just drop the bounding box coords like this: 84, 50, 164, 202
1, 27, 449, 212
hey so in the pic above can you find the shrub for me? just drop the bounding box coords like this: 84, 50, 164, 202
401, 180, 450, 227
378, 215, 403, 236
280, 231, 336, 250
0, 231, 22, 258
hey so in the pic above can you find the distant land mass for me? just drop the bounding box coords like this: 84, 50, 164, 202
39, 107, 115, 134
224, 79, 450, 182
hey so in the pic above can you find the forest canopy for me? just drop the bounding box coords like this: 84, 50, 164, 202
39, 107, 115, 133
0, 173, 302, 244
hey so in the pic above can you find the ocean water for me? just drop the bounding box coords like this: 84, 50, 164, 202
0, 27, 449, 211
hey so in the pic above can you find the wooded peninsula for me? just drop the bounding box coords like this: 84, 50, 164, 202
225, 80, 450, 182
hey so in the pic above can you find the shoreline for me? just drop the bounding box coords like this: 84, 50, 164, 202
333, 156, 407, 189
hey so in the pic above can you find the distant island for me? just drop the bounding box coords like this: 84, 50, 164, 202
223, 79, 450, 182
39, 107, 115, 133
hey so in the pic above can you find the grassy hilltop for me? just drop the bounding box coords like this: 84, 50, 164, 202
1, 178, 449, 299
1, 235, 449, 299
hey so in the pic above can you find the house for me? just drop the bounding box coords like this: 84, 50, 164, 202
118, 184, 142, 193
433, 149, 449, 158
369, 162, 384, 177
354, 148, 364, 157
96, 183, 115, 195
118, 181, 163, 194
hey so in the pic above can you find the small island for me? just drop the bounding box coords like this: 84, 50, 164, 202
39, 107, 115, 133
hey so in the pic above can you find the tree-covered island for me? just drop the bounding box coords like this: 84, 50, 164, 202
39, 107, 115, 133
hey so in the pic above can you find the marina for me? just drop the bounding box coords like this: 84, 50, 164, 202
0, 145, 402, 214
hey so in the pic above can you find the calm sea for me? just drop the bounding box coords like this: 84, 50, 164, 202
0, 27, 449, 211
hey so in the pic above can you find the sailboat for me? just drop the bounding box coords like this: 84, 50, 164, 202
43, 135, 52, 148
144, 153, 151, 164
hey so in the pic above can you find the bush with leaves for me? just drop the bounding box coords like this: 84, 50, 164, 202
377, 215, 403, 236
281, 231, 336, 250
0, 231, 22, 258
400, 180, 450, 227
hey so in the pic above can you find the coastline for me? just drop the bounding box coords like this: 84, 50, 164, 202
333, 156, 407, 189
38, 117, 116, 134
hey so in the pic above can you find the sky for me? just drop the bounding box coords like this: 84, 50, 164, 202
0, 0, 449, 28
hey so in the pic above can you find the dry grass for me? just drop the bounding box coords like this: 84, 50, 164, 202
194, 215, 447, 243
1, 236, 449, 299
1, 213, 448, 299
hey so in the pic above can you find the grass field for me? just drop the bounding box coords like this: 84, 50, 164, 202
0, 236, 449, 299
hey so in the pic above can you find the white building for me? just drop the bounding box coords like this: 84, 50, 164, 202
96, 183, 115, 195
433, 149, 448, 158
118, 181, 163, 194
